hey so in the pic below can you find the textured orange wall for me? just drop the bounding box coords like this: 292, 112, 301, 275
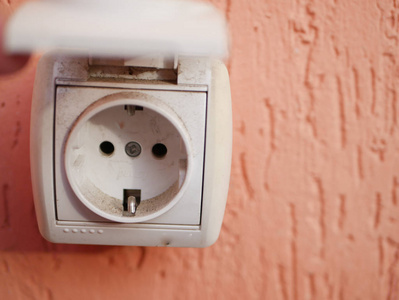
1, 0, 399, 299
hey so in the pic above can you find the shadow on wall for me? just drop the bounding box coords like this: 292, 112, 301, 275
0, 58, 113, 253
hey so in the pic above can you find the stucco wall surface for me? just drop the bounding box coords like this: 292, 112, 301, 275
1, 0, 399, 299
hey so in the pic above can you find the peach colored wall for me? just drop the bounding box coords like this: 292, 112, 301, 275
1, 0, 399, 299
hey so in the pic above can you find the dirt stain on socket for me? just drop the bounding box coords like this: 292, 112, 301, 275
83, 179, 179, 219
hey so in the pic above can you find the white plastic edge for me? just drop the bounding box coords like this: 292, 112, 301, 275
199, 59, 232, 247
30, 54, 59, 241
4, 0, 229, 59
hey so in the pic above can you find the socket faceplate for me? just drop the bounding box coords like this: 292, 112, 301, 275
56, 87, 207, 225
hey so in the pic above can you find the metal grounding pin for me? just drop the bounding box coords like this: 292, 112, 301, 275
128, 196, 138, 215
125, 105, 136, 116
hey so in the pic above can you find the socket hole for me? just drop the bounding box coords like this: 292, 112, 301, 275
152, 143, 167, 159
99, 141, 114, 156
124, 105, 143, 111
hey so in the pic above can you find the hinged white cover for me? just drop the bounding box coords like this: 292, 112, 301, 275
4, 0, 229, 59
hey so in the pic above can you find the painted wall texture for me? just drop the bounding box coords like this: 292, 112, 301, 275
1, 0, 399, 299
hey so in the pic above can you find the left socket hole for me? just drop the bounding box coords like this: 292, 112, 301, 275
99, 141, 114, 156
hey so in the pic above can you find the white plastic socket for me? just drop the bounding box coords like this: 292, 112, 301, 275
56, 86, 207, 227
64, 96, 193, 223
27, 54, 232, 247
6, 0, 232, 247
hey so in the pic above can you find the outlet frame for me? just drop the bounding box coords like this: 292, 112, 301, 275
56, 87, 206, 225
30, 54, 232, 247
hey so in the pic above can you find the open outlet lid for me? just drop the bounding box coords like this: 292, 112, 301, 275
4, 0, 229, 59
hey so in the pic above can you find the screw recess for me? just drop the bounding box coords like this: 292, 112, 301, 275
125, 141, 142, 157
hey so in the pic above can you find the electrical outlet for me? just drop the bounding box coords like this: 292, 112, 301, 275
5, 0, 232, 247
56, 83, 206, 225
28, 54, 232, 247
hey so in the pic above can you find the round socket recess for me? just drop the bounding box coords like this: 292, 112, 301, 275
64, 94, 192, 223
